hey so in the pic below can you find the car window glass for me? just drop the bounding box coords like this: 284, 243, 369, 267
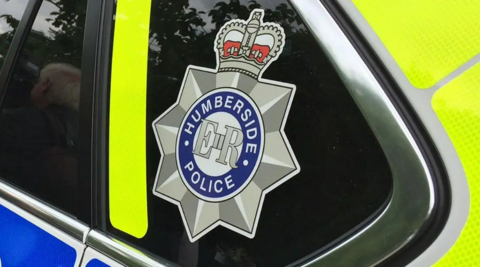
0, 0, 29, 70
106, 0, 393, 266
0, 0, 87, 216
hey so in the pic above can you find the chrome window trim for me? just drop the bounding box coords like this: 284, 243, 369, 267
287, 0, 435, 266
86, 230, 180, 267
0, 180, 89, 241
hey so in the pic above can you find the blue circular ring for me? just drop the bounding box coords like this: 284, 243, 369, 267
177, 89, 264, 201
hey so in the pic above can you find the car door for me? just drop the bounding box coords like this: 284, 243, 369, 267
80, 248, 124, 267
67, 0, 477, 266
77, 0, 433, 266
0, 0, 93, 266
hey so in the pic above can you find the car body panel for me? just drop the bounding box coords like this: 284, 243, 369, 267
81, 248, 124, 267
0, 194, 85, 267
339, 0, 480, 266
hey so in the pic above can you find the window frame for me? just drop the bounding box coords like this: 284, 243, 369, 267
322, 1, 451, 266
81, 0, 178, 265
286, 0, 442, 266
76, 0, 110, 227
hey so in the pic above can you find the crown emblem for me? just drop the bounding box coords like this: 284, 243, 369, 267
215, 9, 285, 78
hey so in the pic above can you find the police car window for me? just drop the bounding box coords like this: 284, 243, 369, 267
0, 0, 87, 215
0, 0, 29, 71
106, 0, 393, 266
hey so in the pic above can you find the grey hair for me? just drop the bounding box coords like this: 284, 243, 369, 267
39, 63, 81, 110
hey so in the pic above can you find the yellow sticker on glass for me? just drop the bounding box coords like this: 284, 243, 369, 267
109, 0, 151, 238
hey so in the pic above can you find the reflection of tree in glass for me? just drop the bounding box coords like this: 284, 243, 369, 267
0, 0, 86, 69
1, 0, 86, 108
146, 0, 315, 118
0, 14, 20, 68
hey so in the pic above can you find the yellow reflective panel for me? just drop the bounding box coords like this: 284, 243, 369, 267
353, 0, 480, 89
432, 63, 480, 266
109, 0, 151, 238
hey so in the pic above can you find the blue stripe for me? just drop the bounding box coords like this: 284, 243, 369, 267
85, 259, 110, 267
0, 203, 77, 267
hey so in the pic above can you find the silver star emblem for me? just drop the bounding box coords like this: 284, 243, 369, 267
152, 9, 300, 242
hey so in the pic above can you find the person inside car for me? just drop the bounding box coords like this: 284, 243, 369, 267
0, 62, 80, 212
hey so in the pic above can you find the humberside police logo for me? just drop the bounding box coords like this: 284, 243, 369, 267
152, 9, 300, 242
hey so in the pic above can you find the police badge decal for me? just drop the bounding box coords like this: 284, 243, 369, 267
152, 9, 300, 242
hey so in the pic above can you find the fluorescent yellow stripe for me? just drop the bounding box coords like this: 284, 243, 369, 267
109, 0, 151, 238
432, 63, 480, 266
353, 0, 480, 89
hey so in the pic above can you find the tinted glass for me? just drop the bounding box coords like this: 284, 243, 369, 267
0, 0, 87, 215
106, 0, 392, 266
0, 0, 29, 70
